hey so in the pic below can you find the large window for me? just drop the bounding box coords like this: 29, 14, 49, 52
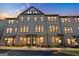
51, 36, 61, 44
37, 36, 44, 44
64, 27, 73, 33
75, 18, 79, 23
26, 17, 30, 21
20, 26, 29, 32
6, 28, 13, 33
67, 38, 78, 45
34, 17, 37, 21
8, 20, 14, 24
19, 37, 27, 45
48, 16, 57, 21
61, 18, 71, 23
49, 25, 58, 32
35, 26, 44, 32
4, 37, 15, 45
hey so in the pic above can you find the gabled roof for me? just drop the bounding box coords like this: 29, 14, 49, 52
19, 6, 45, 15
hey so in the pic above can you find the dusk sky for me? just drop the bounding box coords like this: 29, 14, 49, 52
0, 3, 79, 19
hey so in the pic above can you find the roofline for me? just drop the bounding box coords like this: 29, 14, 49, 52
5, 18, 18, 20
19, 6, 45, 15
45, 14, 59, 16
59, 16, 79, 18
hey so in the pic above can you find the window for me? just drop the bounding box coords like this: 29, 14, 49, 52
61, 18, 71, 23
8, 20, 14, 24
4, 37, 14, 45
19, 37, 27, 45
75, 18, 79, 23
21, 17, 23, 21
26, 17, 30, 21
64, 27, 73, 33
6, 28, 13, 33
35, 26, 44, 32
51, 36, 61, 44
34, 17, 37, 21
40, 17, 44, 21
20, 26, 29, 32
37, 36, 44, 44
67, 38, 78, 45
49, 25, 58, 32
48, 16, 57, 21
15, 28, 17, 33
27, 11, 30, 14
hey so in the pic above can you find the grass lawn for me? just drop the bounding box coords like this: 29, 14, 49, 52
61, 48, 79, 56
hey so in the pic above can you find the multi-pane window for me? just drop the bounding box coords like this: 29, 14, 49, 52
51, 36, 61, 44
15, 28, 17, 33
21, 17, 23, 21
49, 25, 58, 32
75, 18, 79, 23
26, 17, 30, 21
40, 17, 44, 21
8, 20, 14, 24
6, 28, 13, 33
67, 38, 78, 45
61, 18, 71, 23
35, 26, 44, 32
64, 27, 73, 33
37, 36, 44, 44
48, 16, 57, 21
20, 26, 29, 32
34, 17, 37, 21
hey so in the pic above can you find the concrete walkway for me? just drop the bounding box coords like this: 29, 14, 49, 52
0, 46, 62, 51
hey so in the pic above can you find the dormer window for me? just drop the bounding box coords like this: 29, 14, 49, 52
29, 11, 32, 14
27, 11, 30, 14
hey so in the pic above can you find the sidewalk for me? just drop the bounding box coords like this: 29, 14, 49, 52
0, 46, 62, 51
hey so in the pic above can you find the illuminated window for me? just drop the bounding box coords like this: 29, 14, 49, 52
64, 27, 73, 33
48, 16, 57, 21
4, 37, 14, 45
75, 18, 79, 23
6, 28, 13, 33
27, 11, 30, 14
19, 37, 27, 45
20, 26, 29, 32
37, 36, 44, 44
67, 38, 78, 45
15, 28, 17, 33
29, 11, 32, 14
40, 17, 44, 21
40, 37, 44, 43
49, 25, 58, 32
35, 26, 44, 32
21, 17, 23, 21
26, 17, 30, 21
8, 20, 14, 24
34, 17, 37, 21
61, 18, 71, 23
67, 38, 71, 44
51, 36, 61, 44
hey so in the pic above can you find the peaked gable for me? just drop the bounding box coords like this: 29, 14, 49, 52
19, 6, 45, 15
